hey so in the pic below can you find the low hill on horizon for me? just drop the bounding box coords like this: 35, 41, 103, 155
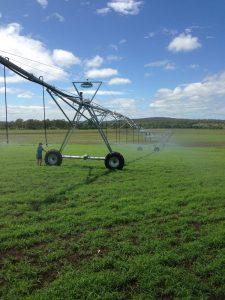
134, 117, 225, 129
1, 117, 225, 130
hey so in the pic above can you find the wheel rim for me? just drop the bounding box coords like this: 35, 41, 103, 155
109, 156, 120, 168
48, 154, 58, 165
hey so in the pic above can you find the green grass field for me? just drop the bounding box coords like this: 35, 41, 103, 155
1, 129, 225, 299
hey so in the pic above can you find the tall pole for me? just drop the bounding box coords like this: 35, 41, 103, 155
105, 119, 108, 139
118, 120, 120, 143
126, 126, 128, 144
115, 120, 118, 143
4, 65, 9, 144
138, 127, 140, 144
41, 76, 48, 146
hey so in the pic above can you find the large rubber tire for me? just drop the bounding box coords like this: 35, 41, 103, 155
154, 146, 160, 153
105, 152, 124, 170
137, 146, 143, 151
45, 150, 62, 166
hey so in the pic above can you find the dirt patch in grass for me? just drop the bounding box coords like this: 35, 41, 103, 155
29, 241, 47, 250
67, 251, 93, 266
120, 277, 140, 298
37, 268, 59, 288
67, 246, 109, 265
190, 221, 202, 232
35, 262, 64, 289
0, 248, 25, 265
0, 241, 49, 267
130, 235, 140, 246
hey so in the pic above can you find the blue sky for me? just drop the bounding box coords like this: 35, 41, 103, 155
0, 0, 225, 120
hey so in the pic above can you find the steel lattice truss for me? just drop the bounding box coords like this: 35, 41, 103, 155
0, 55, 172, 169
0, 55, 141, 148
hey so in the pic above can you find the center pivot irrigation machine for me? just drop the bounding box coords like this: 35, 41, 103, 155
0, 55, 172, 170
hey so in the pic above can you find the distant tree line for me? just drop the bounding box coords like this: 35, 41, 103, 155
135, 117, 225, 129
0, 119, 95, 130
1, 117, 225, 130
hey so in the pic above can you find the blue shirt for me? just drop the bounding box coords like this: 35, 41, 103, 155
36, 145, 43, 156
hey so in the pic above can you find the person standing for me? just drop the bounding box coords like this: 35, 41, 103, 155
36, 143, 45, 166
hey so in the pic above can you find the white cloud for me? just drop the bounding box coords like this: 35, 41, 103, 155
0, 86, 18, 94
161, 27, 178, 36
84, 55, 104, 69
1, 98, 137, 121
119, 38, 127, 44
107, 98, 137, 116
96, 7, 111, 15
81, 1, 91, 5
184, 26, 203, 34
108, 39, 126, 52
109, 44, 118, 51
164, 63, 176, 70
0, 104, 55, 121
0, 98, 82, 121
168, 33, 201, 53
144, 32, 155, 39
108, 77, 131, 85
0, 22, 74, 82
145, 60, 176, 70
0, 12, 2, 19
108, 0, 142, 15
149, 72, 225, 118
52, 49, 81, 68
0, 74, 25, 84
45, 13, 65, 22
189, 64, 200, 69
36, 0, 48, 9
97, 0, 143, 16
106, 55, 122, 62
145, 60, 169, 68
144, 72, 152, 77
144, 28, 178, 39
17, 91, 34, 99
0, 85, 34, 98
8, 105, 44, 116
86, 68, 118, 79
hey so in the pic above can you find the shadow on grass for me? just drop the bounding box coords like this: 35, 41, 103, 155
30, 165, 113, 209
126, 150, 155, 165
85, 166, 111, 184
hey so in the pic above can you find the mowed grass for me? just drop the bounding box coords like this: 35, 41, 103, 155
1, 129, 225, 299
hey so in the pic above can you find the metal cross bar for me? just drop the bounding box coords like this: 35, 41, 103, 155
59, 106, 83, 152
3, 65, 9, 144
87, 107, 112, 153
